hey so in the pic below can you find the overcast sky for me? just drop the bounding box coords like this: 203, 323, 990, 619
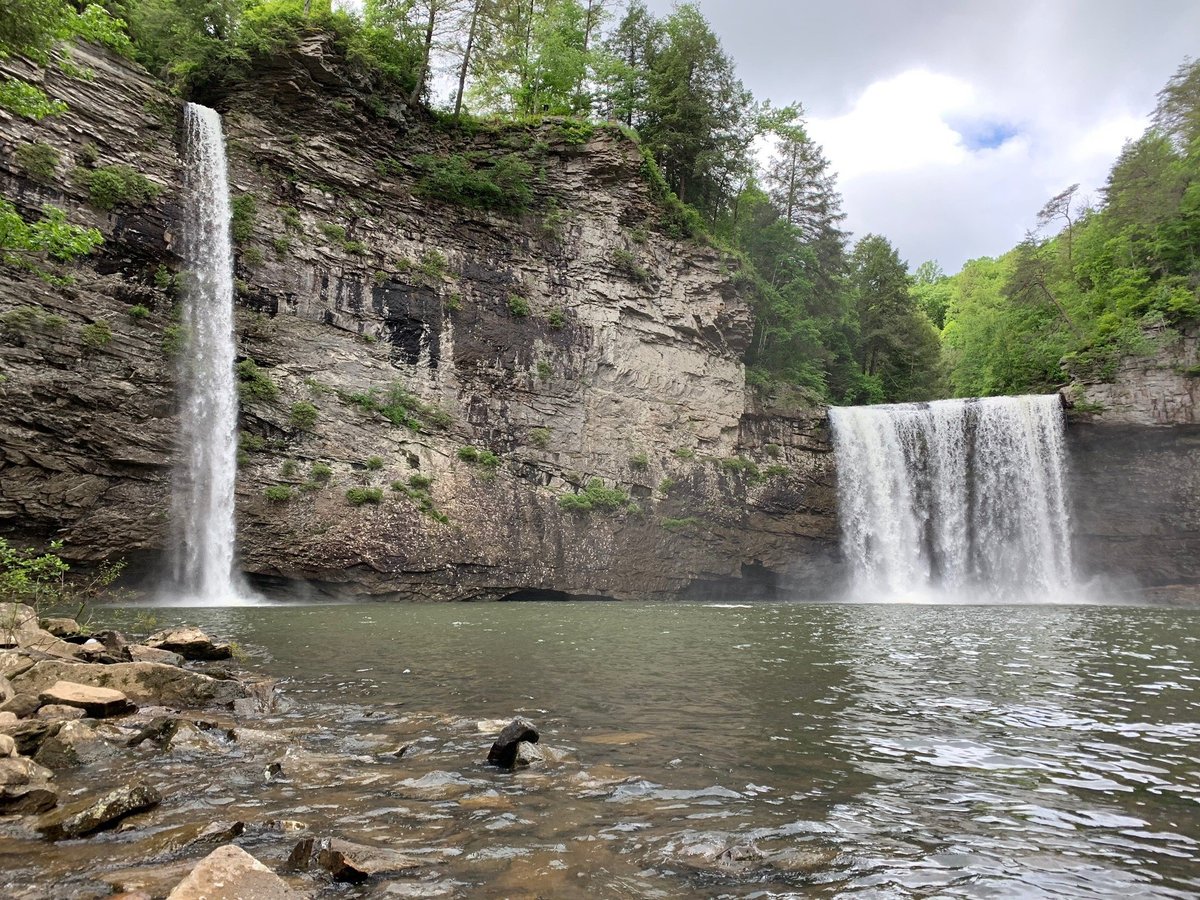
644, 0, 1200, 274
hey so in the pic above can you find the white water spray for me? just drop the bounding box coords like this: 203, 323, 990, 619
166, 103, 252, 605
829, 395, 1076, 603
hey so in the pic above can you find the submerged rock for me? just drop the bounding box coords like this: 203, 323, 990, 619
167, 844, 298, 899
486, 717, 539, 769
12, 660, 247, 708
125, 715, 180, 749
37, 781, 161, 839
290, 836, 424, 883
146, 627, 233, 661
39, 680, 135, 717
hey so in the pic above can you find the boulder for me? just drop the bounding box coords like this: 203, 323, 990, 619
0, 755, 54, 786
0, 603, 83, 659
0, 784, 59, 814
0, 692, 42, 718
11, 660, 247, 708
289, 836, 423, 883
37, 703, 87, 721
129, 644, 184, 667
0, 718, 61, 755
146, 627, 233, 661
34, 720, 114, 769
0, 651, 33, 680
0, 674, 12, 703
486, 717, 539, 769
0, 711, 16, 727
37, 781, 161, 839
0, 734, 14, 757
167, 844, 298, 899
40, 680, 135, 717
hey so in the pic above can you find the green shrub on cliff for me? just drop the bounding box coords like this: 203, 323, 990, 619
345, 486, 383, 505
264, 484, 293, 502
0, 200, 103, 278
236, 358, 279, 403
15, 142, 60, 183
80, 320, 112, 350
557, 478, 631, 514
77, 164, 160, 211
230, 193, 257, 243
289, 400, 318, 430
413, 153, 533, 215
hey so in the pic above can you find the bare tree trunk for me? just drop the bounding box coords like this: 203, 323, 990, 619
453, 0, 482, 120
409, 1, 439, 108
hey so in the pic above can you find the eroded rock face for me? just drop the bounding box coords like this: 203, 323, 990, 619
37, 781, 161, 839
0, 40, 839, 603
1065, 326, 1200, 602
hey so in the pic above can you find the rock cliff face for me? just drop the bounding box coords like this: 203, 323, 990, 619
0, 41, 840, 601
1064, 326, 1200, 602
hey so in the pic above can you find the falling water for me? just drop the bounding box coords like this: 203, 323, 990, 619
829, 395, 1076, 602
166, 103, 250, 605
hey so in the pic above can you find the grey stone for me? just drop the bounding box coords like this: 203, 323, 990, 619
146, 627, 232, 661
37, 781, 161, 839
11, 659, 247, 708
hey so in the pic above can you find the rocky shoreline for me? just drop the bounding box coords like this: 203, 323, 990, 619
2, 603, 832, 897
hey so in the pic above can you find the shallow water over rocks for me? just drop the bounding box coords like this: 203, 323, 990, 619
3, 601, 1199, 897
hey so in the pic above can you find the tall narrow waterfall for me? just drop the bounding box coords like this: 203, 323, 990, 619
166, 103, 248, 605
829, 395, 1076, 602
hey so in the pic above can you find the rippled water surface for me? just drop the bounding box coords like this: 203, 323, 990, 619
8, 602, 1200, 898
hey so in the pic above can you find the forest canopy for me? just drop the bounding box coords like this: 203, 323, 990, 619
5, 0, 1194, 405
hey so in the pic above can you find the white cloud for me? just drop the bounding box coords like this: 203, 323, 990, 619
807, 70, 977, 178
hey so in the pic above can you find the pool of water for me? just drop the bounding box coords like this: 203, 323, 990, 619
5, 601, 1199, 897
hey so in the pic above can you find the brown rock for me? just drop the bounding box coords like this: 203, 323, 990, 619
0, 734, 14, 757
40, 618, 81, 638
0, 784, 59, 814
40, 680, 135, 717
0, 717, 61, 755
167, 844, 299, 899
129, 644, 185, 667
0, 755, 54, 786
290, 836, 423, 883
37, 703, 86, 721
12, 659, 247, 708
37, 781, 161, 839
34, 720, 114, 769
147, 626, 233, 661
0, 692, 42, 718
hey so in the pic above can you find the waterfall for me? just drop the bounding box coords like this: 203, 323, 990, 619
829, 395, 1076, 602
165, 103, 250, 605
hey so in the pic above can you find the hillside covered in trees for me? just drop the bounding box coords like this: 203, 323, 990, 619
929, 57, 1200, 398
6, 0, 1194, 406
2, 0, 944, 406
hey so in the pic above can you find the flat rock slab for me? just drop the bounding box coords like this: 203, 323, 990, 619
40, 680, 134, 717
37, 782, 161, 839
290, 836, 424, 883
167, 845, 300, 899
147, 627, 233, 661
12, 660, 247, 708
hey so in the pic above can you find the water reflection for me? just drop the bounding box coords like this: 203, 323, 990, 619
18, 602, 1193, 899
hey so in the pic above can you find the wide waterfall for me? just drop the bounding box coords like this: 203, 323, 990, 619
829, 395, 1076, 602
165, 103, 249, 605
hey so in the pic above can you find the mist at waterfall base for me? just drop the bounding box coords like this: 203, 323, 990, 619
160, 103, 256, 607
829, 394, 1085, 605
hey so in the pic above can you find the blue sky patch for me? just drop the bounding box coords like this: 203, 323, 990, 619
956, 121, 1020, 151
